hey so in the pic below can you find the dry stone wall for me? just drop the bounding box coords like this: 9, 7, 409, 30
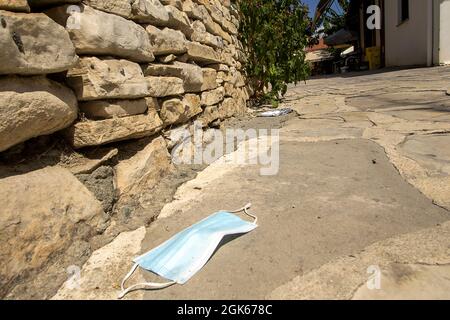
0, 0, 248, 153
0, 0, 248, 299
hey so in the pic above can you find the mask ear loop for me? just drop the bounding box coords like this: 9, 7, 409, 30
118, 263, 176, 299
230, 203, 258, 225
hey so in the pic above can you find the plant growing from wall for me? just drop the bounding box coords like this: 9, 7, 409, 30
238, 0, 310, 106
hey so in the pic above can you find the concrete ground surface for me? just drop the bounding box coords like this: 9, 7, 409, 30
53, 67, 450, 300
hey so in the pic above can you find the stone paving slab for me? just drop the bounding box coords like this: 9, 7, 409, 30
399, 134, 450, 176
136, 139, 449, 300
269, 220, 450, 300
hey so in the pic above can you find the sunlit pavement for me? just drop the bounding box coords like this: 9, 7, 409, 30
54, 67, 450, 300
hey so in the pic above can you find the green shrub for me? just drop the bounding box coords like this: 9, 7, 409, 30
238, 0, 310, 106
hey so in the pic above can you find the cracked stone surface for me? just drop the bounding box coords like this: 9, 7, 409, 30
137, 138, 448, 300
399, 134, 450, 176
269, 220, 450, 300
53, 67, 450, 300
286, 67, 450, 211
352, 263, 450, 300
268, 67, 450, 299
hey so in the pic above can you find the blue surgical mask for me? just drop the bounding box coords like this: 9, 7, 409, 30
118, 204, 257, 299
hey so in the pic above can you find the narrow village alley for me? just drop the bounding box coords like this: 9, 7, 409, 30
54, 67, 450, 300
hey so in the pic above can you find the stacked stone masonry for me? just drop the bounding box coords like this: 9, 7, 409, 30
0, 0, 249, 152
0, 0, 249, 299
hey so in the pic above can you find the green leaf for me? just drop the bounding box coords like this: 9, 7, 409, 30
238, 0, 311, 104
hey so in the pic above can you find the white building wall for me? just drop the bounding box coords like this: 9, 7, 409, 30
384, 0, 431, 67
439, 0, 450, 64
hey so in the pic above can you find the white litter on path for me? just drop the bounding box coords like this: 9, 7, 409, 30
257, 108, 293, 117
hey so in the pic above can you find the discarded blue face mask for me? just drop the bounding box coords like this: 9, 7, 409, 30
118, 204, 257, 299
